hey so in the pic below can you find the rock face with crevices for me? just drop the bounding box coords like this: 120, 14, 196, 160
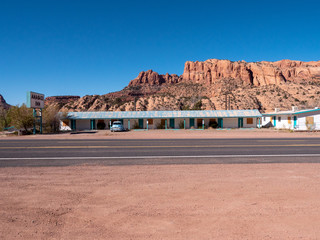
181, 59, 320, 86
129, 70, 180, 86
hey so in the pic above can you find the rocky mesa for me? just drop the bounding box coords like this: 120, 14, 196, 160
49, 59, 320, 113
128, 59, 320, 87
181, 59, 320, 86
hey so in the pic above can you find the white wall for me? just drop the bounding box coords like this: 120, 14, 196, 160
70, 116, 261, 131
243, 118, 257, 128
262, 112, 320, 130
295, 112, 320, 130
76, 120, 90, 130
223, 118, 238, 128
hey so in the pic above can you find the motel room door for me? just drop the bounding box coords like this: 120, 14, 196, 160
138, 119, 144, 129
189, 118, 195, 128
238, 118, 243, 128
169, 118, 175, 129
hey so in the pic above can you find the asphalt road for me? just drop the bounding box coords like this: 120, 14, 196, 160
1, 138, 320, 167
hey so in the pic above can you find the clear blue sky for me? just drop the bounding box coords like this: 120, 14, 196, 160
1, 0, 320, 105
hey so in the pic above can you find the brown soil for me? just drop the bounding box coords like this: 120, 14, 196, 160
1, 164, 320, 239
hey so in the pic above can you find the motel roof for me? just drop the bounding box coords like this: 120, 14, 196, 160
263, 108, 320, 116
65, 109, 262, 120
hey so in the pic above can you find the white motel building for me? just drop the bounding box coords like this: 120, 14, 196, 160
60, 107, 320, 131
61, 109, 262, 131
261, 107, 320, 130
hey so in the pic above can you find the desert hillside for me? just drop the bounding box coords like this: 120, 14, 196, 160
45, 59, 320, 112
0, 95, 10, 110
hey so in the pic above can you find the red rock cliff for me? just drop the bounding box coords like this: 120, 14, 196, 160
129, 70, 180, 86
181, 59, 320, 86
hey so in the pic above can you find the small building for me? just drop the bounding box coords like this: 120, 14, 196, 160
61, 109, 262, 131
262, 107, 320, 130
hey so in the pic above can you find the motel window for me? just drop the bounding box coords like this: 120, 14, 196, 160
246, 118, 253, 124
147, 119, 153, 125
263, 117, 266, 121
306, 117, 314, 125
62, 120, 69, 126
278, 117, 281, 122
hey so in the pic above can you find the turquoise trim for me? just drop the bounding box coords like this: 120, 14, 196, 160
294, 109, 320, 115
90, 119, 96, 130
26, 91, 31, 108
293, 116, 297, 128
263, 108, 320, 116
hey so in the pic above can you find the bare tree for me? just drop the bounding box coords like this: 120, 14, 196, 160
43, 105, 63, 133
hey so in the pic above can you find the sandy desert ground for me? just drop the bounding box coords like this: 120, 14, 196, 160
1, 164, 320, 239
1, 129, 320, 239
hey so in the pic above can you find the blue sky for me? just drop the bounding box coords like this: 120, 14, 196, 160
1, 0, 320, 105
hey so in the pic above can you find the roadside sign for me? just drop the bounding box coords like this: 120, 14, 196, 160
26, 91, 45, 109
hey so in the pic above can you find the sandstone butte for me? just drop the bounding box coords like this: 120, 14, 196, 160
129, 59, 320, 87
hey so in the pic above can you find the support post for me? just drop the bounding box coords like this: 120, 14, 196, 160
258, 118, 261, 129
128, 119, 130, 130
147, 120, 149, 130
33, 109, 36, 135
202, 119, 204, 130
184, 119, 186, 129
165, 119, 167, 130
40, 109, 42, 134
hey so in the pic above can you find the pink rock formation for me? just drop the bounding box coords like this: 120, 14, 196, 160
181, 59, 320, 86
129, 70, 180, 86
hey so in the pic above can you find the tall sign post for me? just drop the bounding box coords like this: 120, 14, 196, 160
27, 91, 45, 134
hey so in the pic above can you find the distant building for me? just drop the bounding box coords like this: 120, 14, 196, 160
262, 107, 320, 130
61, 109, 262, 131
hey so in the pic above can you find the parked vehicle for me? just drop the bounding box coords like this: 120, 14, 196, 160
110, 121, 125, 132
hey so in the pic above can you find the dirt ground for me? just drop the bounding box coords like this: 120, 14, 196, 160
1, 164, 320, 239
